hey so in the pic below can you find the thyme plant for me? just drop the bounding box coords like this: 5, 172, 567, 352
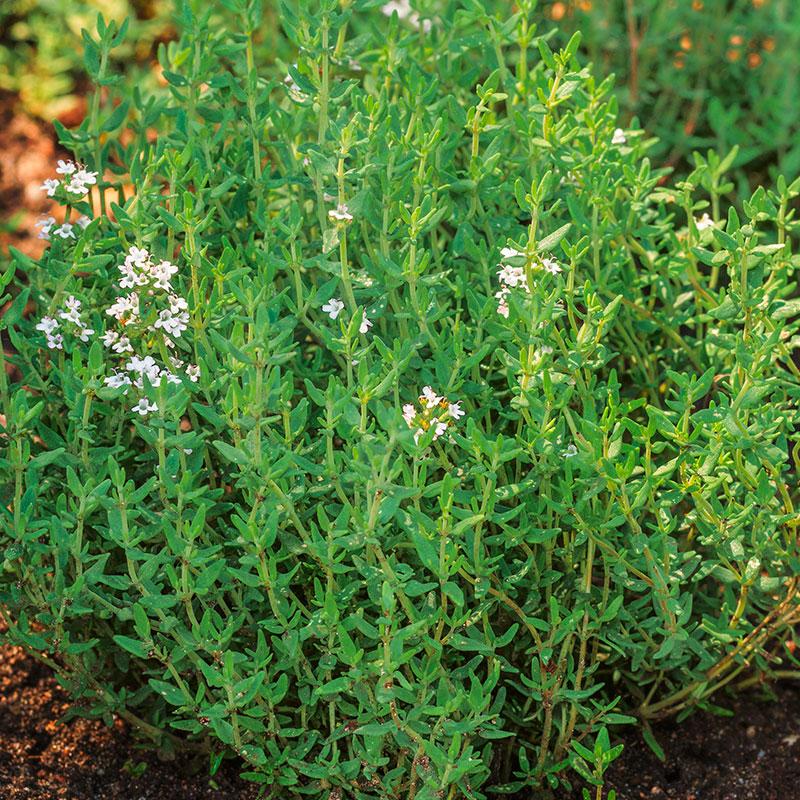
2, 2, 800, 798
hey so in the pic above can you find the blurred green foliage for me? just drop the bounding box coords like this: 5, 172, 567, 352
0, 0, 169, 117
4, 0, 800, 188
542, 0, 800, 184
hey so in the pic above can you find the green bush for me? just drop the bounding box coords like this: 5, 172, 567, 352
3, 2, 800, 798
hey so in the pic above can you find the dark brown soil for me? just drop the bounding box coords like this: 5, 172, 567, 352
0, 641, 260, 799
569, 683, 800, 800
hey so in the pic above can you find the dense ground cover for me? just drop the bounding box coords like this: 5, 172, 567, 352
2, 2, 800, 799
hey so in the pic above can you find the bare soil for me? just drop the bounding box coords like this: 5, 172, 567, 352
568, 683, 800, 800
0, 642, 260, 799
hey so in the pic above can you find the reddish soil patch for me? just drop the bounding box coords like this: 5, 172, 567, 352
0, 642, 260, 799
0, 91, 63, 260
570, 683, 800, 800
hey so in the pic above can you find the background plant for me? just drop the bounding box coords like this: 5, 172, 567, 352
0, 0, 170, 119
2, 2, 800, 799
541, 0, 800, 187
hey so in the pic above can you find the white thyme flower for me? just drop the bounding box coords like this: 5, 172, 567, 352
421, 386, 442, 408
402, 403, 417, 425
76, 215, 91, 230
541, 256, 562, 275
127, 355, 159, 376
695, 212, 715, 231
432, 418, 448, 439
500, 246, 525, 260
448, 401, 465, 420
64, 168, 98, 196
46, 333, 63, 350
497, 263, 526, 288
35, 316, 59, 336
106, 293, 140, 323
562, 443, 578, 458
40, 178, 59, 197
153, 306, 189, 338
56, 160, 76, 175
127, 355, 162, 388
112, 335, 132, 354
35, 216, 56, 239
152, 260, 178, 291
328, 203, 353, 223
59, 296, 82, 325
74, 168, 97, 187
105, 372, 132, 389
127, 246, 150, 267
53, 223, 75, 239
65, 176, 89, 196
132, 398, 158, 416
186, 364, 201, 382
495, 288, 510, 319
168, 295, 188, 313
322, 298, 345, 320
77, 327, 95, 342
612, 128, 627, 145
359, 312, 373, 334
118, 261, 148, 289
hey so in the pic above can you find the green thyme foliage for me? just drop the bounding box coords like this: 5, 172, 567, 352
0, 0, 169, 119
3, 2, 800, 798
543, 0, 800, 182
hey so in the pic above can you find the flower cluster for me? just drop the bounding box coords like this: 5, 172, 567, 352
495, 247, 561, 317
34, 242, 200, 416
99, 245, 199, 410
105, 352, 197, 393
34, 316, 62, 350
35, 215, 90, 241
402, 386, 464, 445
40, 160, 98, 199
34, 295, 95, 350
105, 246, 188, 344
